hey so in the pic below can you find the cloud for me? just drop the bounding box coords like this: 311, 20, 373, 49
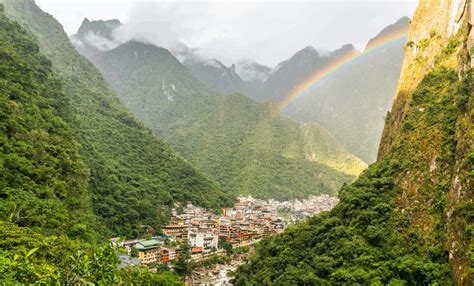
114, 2, 208, 48
111, 1, 417, 66
83, 31, 122, 51
53, 0, 416, 66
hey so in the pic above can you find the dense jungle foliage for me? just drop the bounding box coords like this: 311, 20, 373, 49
0, 3, 98, 241
0, 7, 184, 284
0, 0, 235, 238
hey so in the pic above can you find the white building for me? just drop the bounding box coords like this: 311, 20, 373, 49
188, 229, 218, 252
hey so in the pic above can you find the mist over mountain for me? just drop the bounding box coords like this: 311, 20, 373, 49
71, 18, 122, 57
172, 43, 249, 95
235, 59, 271, 83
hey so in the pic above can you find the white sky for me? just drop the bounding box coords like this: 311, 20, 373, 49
35, 0, 418, 66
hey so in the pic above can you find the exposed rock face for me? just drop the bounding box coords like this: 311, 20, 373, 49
379, 1, 473, 284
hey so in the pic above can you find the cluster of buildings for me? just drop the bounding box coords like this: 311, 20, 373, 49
274, 194, 339, 223
115, 195, 338, 267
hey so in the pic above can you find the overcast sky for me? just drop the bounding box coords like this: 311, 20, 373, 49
35, 0, 418, 66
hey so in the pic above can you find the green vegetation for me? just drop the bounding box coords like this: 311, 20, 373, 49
198, 255, 231, 268
0, 6, 185, 284
0, 2, 98, 241
92, 41, 366, 200
222, 241, 234, 256
0, 0, 234, 237
441, 38, 460, 58
235, 160, 452, 285
174, 244, 194, 278
234, 245, 250, 254
235, 67, 473, 284
0, 222, 183, 285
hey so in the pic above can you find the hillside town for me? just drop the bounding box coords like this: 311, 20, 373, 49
113, 195, 338, 283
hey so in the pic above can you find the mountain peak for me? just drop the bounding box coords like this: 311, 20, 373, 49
329, 43, 358, 59
235, 59, 271, 83
75, 18, 122, 40
293, 45, 319, 58
72, 18, 123, 58
302, 45, 317, 52
365, 16, 410, 51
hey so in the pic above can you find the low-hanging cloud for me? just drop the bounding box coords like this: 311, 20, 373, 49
89, 1, 417, 67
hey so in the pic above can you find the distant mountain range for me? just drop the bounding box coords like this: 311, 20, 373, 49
174, 18, 409, 163
87, 40, 366, 200
71, 17, 408, 164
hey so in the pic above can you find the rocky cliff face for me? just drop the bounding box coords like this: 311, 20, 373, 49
379, 0, 473, 284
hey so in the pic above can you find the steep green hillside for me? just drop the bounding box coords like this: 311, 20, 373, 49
235, 1, 473, 284
0, 0, 234, 237
0, 7, 182, 284
0, 2, 96, 240
92, 41, 366, 200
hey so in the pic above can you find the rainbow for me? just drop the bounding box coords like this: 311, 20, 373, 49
278, 26, 409, 111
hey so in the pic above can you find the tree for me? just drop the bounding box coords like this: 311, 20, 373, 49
130, 247, 139, 258
173, 244, 193, 278
222, 241, 233, 256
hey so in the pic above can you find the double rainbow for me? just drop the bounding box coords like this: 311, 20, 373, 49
277, 26, 409, 111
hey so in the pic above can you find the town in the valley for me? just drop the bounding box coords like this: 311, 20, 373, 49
112, 195, 338, 284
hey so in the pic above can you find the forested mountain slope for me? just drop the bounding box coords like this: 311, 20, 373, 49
0, 0, 234, 237
0, 6, 182, 284
0, 2, 96, 241
91, 40, 366, 200
235, 0, 473, 284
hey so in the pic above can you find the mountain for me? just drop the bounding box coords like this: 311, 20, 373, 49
235, 1, 473, 284
69, 16, 408, 163
0, 5, 182, 284
0, 0, 234, 238
173, 46, 272, 98
255, 44, 360, 103
234, 59, 271, 83
71, 22, 247, 95
91, 40, 367, 200
257, 18, 409, 163
172, 43, 250, 95
71, 18, 122, 58
73, 25, 270, 97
